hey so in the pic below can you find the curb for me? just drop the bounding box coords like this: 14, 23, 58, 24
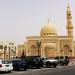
69, 62, 75, 65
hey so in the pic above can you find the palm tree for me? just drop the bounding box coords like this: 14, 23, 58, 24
21, 50, 25, 58
36, 40, 41, 56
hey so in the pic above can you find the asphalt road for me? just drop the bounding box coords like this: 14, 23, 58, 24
0, 65, 75, 75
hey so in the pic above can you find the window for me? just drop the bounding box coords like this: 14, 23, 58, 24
2, 60, 12, 64
0, 45, 3, 49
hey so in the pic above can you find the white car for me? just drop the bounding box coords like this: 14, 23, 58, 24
0, 59, 13, 72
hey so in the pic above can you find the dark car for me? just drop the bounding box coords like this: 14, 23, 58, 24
23, 56, 43, 69
55, 56, 70, 66
12, 59, 27, 71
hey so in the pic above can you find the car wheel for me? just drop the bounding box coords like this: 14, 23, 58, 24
46, 62, 50, 68
53, 65, 56, 68
60, 62, 64, 66
7, 71, 11, 73
13, 67, 16, 71
65, 63, 68, 66
24, 68, 27, 70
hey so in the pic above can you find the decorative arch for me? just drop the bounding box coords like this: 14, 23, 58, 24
31, 45, 37, 56
63, 44, 70, 56
44, 45, 56, 58
63, 44, 70, 49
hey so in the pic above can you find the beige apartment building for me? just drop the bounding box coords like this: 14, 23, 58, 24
0, 42, 17, 59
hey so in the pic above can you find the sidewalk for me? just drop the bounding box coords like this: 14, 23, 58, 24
69, 61, 75, 66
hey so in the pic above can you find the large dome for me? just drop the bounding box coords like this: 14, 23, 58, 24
40, 22, 57, 36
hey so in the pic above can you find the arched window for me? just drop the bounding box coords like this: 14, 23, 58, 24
63, 44, 70, 56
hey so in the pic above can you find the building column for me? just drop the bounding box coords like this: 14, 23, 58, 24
41, 44, 45, 58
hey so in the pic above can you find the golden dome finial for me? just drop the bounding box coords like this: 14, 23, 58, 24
47, 18, 49, 23
67, 0, 70, 9
67, 0, 69, 6
47, 18, 50, 24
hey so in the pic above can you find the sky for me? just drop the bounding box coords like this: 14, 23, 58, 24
0, 0, 75, 45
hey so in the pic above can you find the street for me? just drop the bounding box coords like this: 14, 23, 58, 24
0, 64, 75, 75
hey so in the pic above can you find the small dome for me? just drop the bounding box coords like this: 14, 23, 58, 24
40, 22, 57, 36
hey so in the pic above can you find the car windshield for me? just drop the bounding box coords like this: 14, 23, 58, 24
2, 60, 12, 64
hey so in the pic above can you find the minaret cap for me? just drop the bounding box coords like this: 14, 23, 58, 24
67, 0, 71, 11
47, 18, 50, 24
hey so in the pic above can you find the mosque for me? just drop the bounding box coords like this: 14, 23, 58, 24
25, 2, 75, 58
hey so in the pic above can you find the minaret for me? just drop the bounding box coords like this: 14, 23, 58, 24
66, 0, 73, 37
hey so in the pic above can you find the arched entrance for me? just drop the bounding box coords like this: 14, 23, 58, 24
31, 45, 37, 56
44, 43, 56, 58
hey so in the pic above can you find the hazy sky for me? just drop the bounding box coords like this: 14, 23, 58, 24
0, 0, 75, 44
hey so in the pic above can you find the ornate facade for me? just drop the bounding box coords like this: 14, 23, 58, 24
25, 2, 75, 58
0, 42, 17, 59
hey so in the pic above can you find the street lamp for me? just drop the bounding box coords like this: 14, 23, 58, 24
4, 46, 7, 59
70, 50, 72, 61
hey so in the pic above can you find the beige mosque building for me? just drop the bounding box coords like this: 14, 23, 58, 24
24, 2, 75, 58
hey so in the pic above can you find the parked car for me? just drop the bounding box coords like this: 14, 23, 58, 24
0, 59, 13, 72
12, 59, 27, 71
55, 56, 70, 66
42, 58, 58, 68
23, 56, 43, 69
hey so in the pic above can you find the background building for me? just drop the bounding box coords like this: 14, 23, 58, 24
0, 42, 17, 59
17, 43, 27, 57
